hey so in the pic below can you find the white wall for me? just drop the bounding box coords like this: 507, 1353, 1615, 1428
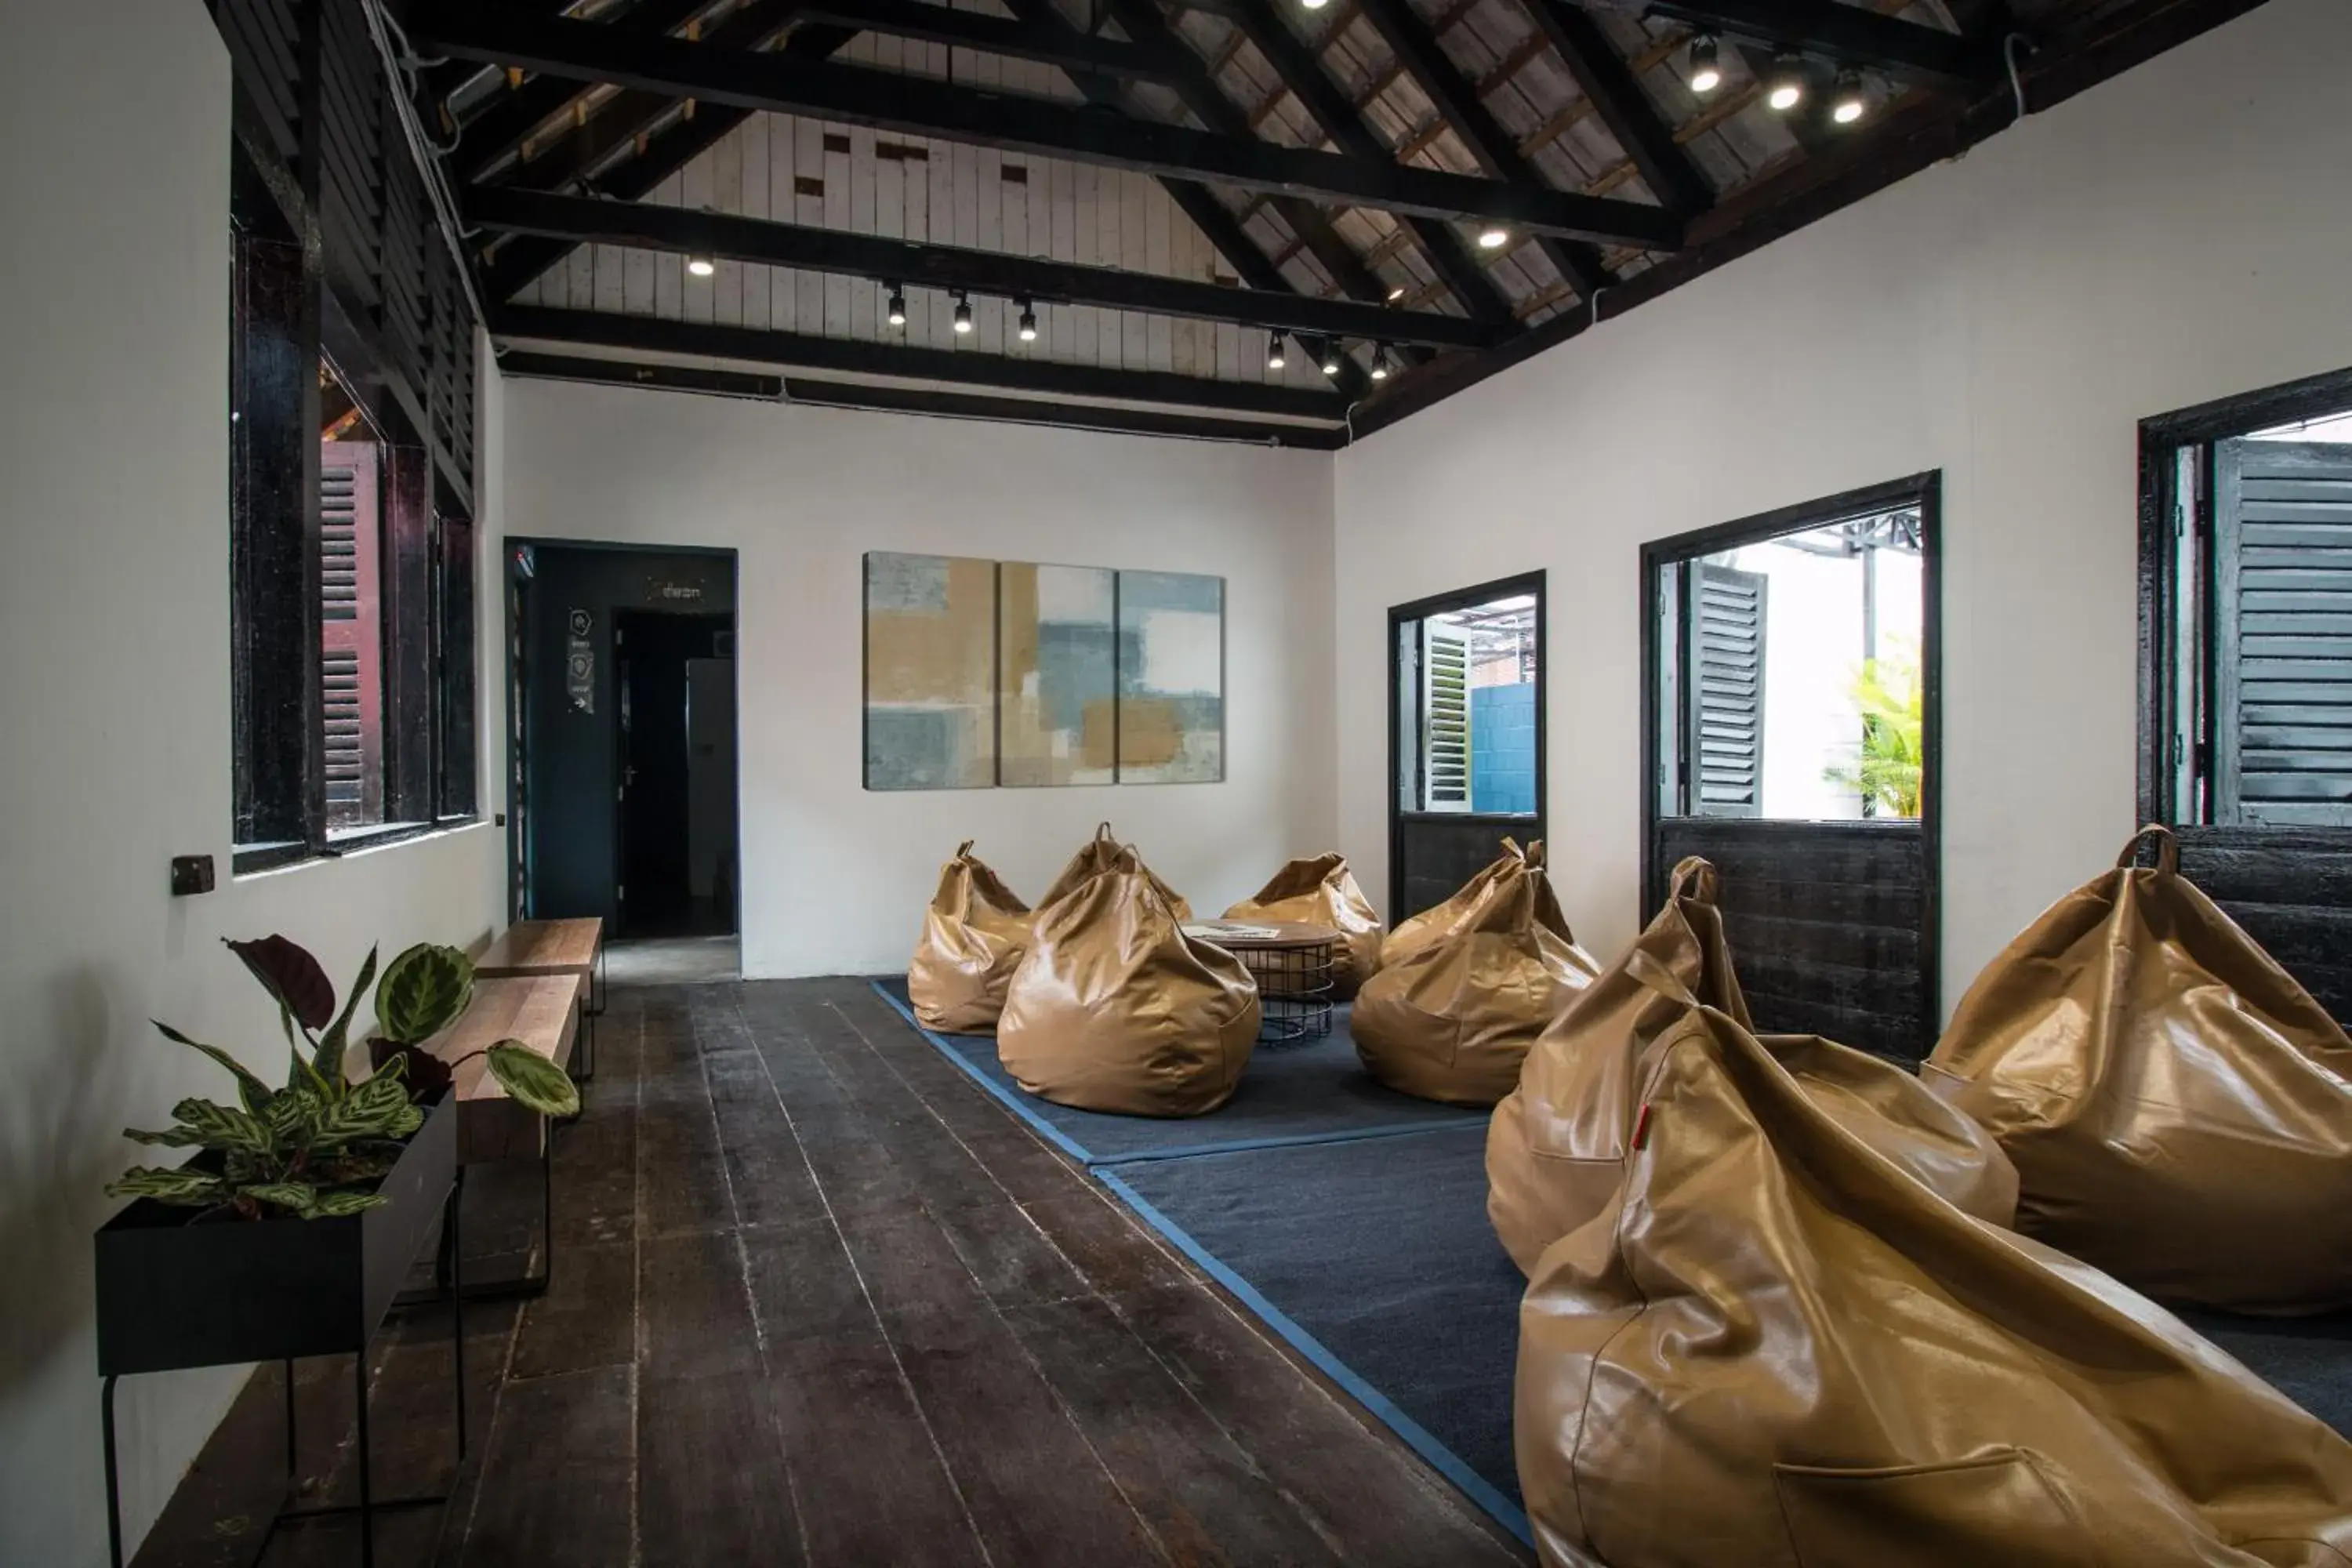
1334, 0, 2352, 1006
0, 5, 507, 1562
503, 383, 1336, 976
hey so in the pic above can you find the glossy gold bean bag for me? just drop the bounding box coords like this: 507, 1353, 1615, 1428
1489, 857, 2016, 1274
1381, 838, 1572, 968
906, 841, 1031, 1033
1224, 853, 1384, 998
1351, 845, 1601, 1108
1037, 821, 1191, 921
1926, 825, 2352, 1315
1518, 957, 2352, 1568
997, 866, 1258, 1117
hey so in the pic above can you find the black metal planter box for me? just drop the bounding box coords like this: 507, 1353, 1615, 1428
94, 1087, 458, 1376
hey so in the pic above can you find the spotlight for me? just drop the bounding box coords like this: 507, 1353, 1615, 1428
1831, 71, 1867, 125
1687, 33, 1722, 96
1477, 225, 1508, 250
1766, 53, 1805, 113
1017, 299, 1038, 342
1370, 344, 1392, 382
686, 253, 716, 278
1303, 0, 1329, 9
1267, 332, 1287, 372
1320, 341, 1343, 377
953, 293, 973, 334
1385, 285, 1406, 303
885, 282, 906, 328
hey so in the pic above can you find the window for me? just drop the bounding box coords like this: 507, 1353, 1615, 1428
227, 129, 478, 871
1395, 589, 1541, 817
2148, 390, 2352, 827
1653, 507, 1926, 822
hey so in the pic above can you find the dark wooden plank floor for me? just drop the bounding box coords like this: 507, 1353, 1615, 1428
135, 977, 1529, 1568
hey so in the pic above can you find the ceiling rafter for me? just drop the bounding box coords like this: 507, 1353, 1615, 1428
1205, 0, 1518, 325
1348, 0, 1614, 299
407, 2, 1686, 246
451, 0, 719, 183
1518, 1, 1713, 219
466, 186, 1510, 348
492, 304, 1348, 420
1640, 0, 1998, 85
790, 0, 1190, 82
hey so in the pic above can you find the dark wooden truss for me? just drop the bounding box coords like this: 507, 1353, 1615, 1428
408, 0, 2274, 445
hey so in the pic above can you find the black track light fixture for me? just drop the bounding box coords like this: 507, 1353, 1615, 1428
1766, 52, 1806, 113
1831, 71, 1868, 125
1688, 33, 1723, 96
885, 282, 906, 328
1370, 344, 1392, 382
1320, 340, 1343, 377
953, 292, 973, 334
1017, 299, 1038, 342
1267, 332, 1287, 372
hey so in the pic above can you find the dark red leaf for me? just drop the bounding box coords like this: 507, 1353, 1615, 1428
370, 1041, 453, 1100
224, 935, 336, 1032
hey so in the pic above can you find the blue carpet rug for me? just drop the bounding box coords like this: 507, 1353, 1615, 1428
869, 978, 1483, 1167
1102, 1125, 1527, 1537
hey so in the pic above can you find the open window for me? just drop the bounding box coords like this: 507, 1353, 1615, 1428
2140, 368, 2352, 1022
1642, 477, 1940, 1058
1388, 574, 1544, 921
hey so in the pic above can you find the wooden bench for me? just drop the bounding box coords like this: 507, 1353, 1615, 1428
475, 917, 604, 1079
402, 973, 583, 1305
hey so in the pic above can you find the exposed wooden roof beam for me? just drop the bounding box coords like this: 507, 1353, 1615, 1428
1639, 0, 1997, 86
492, 305, 1348, 419
408, 2, 1685, 246
1519, 1, 1713, 218
792, 0, 1189, 82
452, 0, 723, 183
1348, 0, 1616, 296
466, 186, 1509, 348
1210, 0, 1517, 325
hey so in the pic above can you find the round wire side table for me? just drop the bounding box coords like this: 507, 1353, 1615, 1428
1185, 920, 1338, 1047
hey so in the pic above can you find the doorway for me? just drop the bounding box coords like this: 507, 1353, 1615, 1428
1641, 474, 1941, 1059
616, 609, 737, 938
508, 542, 739, 946
1387, 573, 1545, 924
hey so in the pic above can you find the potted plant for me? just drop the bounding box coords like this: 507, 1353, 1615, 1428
93, 935, 574, 1376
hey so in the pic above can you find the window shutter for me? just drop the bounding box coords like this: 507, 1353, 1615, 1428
1421, 624, 1474, 812
1687, 562, 1766, 817
2216, 439, 2352, 826
321, 441, 384, 829
436, 514, 477, 818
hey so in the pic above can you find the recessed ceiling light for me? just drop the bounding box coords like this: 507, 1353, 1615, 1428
686, 254, 716, 278
1477, 226, 1508, 250
1386, 285, 1406, 302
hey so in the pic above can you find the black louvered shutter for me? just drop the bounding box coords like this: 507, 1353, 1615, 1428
2216, 439, 2352, 826
1687, 562, 1766, 817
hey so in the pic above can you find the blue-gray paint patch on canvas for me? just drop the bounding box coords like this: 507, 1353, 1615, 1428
866, 708, 967, 790
866, 552, 951, 612
1120, 569, 1225, 615
1036, 621, 1116, 731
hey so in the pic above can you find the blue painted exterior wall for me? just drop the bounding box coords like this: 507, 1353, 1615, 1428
1470, 683, 1537, 815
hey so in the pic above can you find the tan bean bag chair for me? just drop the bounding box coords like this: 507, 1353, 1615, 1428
1224, 853, 1383, 997
1351, 844, 1601, 1107
1489, 857, 2013, 1275
906, 840, 1031, 1033
1518, 957, 2352, 1568
997, 865, 1258, 1117
1926, 825, 2352, 1315
1381, 837, 1572, 968
1038, 821, 1191, 920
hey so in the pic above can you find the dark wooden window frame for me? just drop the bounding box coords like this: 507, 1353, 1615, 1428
2137, 362, 2352, 827
1639, 473, 1944, 1042
1385, 569, 1548, 924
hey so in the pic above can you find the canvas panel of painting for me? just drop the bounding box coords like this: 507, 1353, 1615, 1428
1000, 561, 1116, 786
864, 552, 997, 790
1117, 570, 1225, 784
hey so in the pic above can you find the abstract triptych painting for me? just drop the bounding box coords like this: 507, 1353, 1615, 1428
864, 552, 1224, 790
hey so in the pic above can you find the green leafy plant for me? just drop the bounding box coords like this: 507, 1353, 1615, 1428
107, 938, 422, 1220
1824, 643, 1925, 818
367, 943, 580, 1123
105, 936, 579, 1222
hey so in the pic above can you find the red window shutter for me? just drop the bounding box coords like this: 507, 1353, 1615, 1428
321, 441, 385, 829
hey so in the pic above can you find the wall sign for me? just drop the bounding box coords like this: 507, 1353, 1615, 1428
650, 579, 706, 603
567, 608, 594, 714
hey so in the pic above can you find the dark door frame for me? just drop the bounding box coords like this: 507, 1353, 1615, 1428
504, 537, 740, 931
1385, 569, 1548, 924
1639, 472, 1944, 1028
